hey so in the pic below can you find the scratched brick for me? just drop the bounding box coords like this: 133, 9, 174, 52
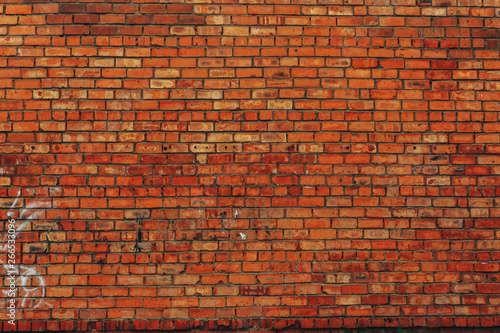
240, 286, 267, 296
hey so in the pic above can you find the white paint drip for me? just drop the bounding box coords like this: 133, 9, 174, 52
7, 190, 21, 213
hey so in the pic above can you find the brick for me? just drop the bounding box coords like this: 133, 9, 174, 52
60, 4, 86, 13
5, 5, 32, 15
167, 4, 192, 13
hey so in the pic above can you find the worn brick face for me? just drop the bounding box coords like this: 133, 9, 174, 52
0, 0, 499, 331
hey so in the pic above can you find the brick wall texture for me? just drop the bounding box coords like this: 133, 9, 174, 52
0, 0, 500, 331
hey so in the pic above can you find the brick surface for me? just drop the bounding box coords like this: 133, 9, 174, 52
0, 0, 499, 331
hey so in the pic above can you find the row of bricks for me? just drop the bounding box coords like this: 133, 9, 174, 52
2, 163, 499, 175
3, 186, 500, 202
3, 21, 500, 32
3, 252, 500, 264
0, 58, 500, 71
4, 258, 500, 273
7, 223, 500, 238
3, 119, 500, 131
4, 229, 500, 245
5, 244, 500, 260
4, 227, 500, 244
2, 305, 500, 319
2, 58, 498, 69
0, 142, 499, 151
0, 36, 496, 48
2, 82, 499, 92
5, 192, 500, 210
10, 224, 499, 237
9, 238, 500, 252
0, 36, 498, 48
12, 240, 500, 253
1, 147, 500, 159
13, 226, 500, 241
0, 33, 499, 50
4, 171, 499, 184
1, 184, 498, 198
3, 177, 500, 189
3, 298, 500, 310
3, 319, 500, 333
5, 16, 497, 28
9, 239, 500, 250
1, 102, 499, 112
3, 187, 496, 200
1, 3, 500, 15
1, 164, 498, 177
2, 111, 499, 121
0, 2, 497, 15
4, 182, 498, 198
5, 258, 498, 271
2, 89, 498, 98
0, 160, 495, 169
3, 88, 500, 99
1, 94, 499, 107
1, 277, 500, 293
13, 228, 500, 244
0, 209, 497, 227
0, 57, 497, 69
8, 249, 500, 260
9, 245, 500, 262
12, 255, 500, 268
0, 201, 492, 214
5, 234, 500, 251
1, 80, 497, 91
1, 140, 498, 150
0, 31, 498, 45
0, 74, 500, 84
2, 188, 500, 205
3, 306, 500, 320
3, 131, 500, 142
4, 172, 500, 185
2, 321, 499, 333
2, 210, 499, 228
0, 83, 499, 91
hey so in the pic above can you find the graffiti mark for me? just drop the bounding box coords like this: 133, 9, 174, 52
1, 265, 47, 308
1, 191, 54, 309
136, 218, 143, 252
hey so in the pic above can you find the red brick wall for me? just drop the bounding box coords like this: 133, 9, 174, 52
1, 0, 500, 331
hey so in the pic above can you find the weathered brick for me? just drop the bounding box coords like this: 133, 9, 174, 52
0, 1, 497, 330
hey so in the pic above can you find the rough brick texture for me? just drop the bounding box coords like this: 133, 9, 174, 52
0, 0, 500, 331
